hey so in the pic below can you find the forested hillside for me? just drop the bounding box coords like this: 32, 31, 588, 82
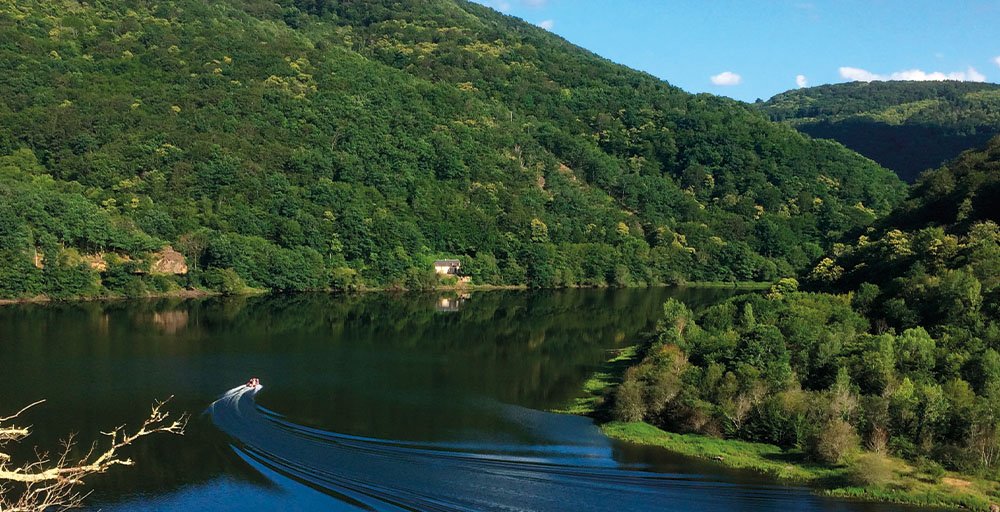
814, 135, 1000, 333
760, 81, 1000, 182
615, 137, 1000, 491
0, 0, 904, 299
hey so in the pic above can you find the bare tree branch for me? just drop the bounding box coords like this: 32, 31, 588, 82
0, 397, 188, 512
0, 400, 46, 424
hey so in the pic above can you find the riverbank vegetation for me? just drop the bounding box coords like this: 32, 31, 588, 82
552, 345, 641, 416
603, 422, 995, 510
601, 139, 1000, 509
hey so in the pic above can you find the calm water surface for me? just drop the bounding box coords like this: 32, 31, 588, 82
0, 289, 933, 511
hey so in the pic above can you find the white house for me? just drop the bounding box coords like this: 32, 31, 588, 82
433, 259, 461, 275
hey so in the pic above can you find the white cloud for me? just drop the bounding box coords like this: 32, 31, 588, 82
796, 74, 808, 88
710, 71, 742, 86
839, 67, 881, 82
995, 56, 1000, 69
537, 19, 555, 30
839, 66, 987, 83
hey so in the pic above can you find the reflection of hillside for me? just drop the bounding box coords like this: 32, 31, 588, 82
151, 310, 189, 334
0, 288, 741, 503
188, 289, 742, 438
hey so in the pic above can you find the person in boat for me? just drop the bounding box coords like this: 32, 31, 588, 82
246, 377, 260, 388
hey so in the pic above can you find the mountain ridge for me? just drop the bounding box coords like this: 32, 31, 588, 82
759, 80, 1000, 182
0, 0, 904, 299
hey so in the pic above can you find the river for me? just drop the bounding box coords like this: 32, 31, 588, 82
0, 289, 934, 511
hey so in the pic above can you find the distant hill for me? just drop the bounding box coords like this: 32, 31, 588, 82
0, 0, 904, 299
759, 81, 1000, 182
809, 135, 1000, 332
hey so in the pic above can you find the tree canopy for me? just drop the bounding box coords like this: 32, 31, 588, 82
0, 0, 905, 298
760, 81, 1000, 182
617, 136, 1000, 477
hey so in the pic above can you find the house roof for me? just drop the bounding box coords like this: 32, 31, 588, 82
433, 259, 461, 266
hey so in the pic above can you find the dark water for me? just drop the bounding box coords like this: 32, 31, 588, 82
0, 289, 929, 511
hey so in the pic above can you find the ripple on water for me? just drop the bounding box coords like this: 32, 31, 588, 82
204, 386, 860, 512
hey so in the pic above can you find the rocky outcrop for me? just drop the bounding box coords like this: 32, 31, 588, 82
150, 246, 188, 275
81, 253, 108, 272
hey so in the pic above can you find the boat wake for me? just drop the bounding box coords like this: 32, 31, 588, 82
208, 386, 817, 512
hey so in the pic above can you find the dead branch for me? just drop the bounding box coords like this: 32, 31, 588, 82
0, 397, 188, 512
0, 401, 46, 448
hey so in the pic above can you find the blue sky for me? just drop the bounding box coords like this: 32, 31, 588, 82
471, 0, 1000, 102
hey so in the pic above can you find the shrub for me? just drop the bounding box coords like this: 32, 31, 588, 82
202, 268, 248, 295
916, 458, 946, 482
809, 418, 859, 464
329, 266, 362, 291
613, 378, 646, 422
101, 257, 148, 297
848, 452, 895, 487
120, 277, 150, 298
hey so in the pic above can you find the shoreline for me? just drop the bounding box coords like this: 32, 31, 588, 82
558, 342, 999, 511
0, 280, 766, 307
0, 288, 222, 306
7, 282, 992, 508
599, 421, 993, 511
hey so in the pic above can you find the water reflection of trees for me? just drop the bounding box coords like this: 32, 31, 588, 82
0, 288, 739, 503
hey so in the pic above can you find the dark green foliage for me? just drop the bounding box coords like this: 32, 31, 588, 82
814, 137, 1000, 335
0, 0, 906, 298
0, 250, 43, 298
43, 259, 99, 298
201, 267, 248, 295
618, 139, 1000, 474
760, 81, 1000, 182
617, 289, 994, 471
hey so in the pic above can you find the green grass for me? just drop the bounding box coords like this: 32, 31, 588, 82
601, 421, 839, 481
551, 345, 640, 415
826, 486, 991, 511
601, 421, 1000, 511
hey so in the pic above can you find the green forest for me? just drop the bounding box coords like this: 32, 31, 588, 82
0, 0, 906, 299
760, 81, 1000, 182
613, 137, 1000, 505
3, 0, 1000, 507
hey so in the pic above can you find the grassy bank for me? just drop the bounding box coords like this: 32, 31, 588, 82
602, 421, 836, 480
601, 421, 998, 510
551, 345, 641, 415
556, 335, 1000, 510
